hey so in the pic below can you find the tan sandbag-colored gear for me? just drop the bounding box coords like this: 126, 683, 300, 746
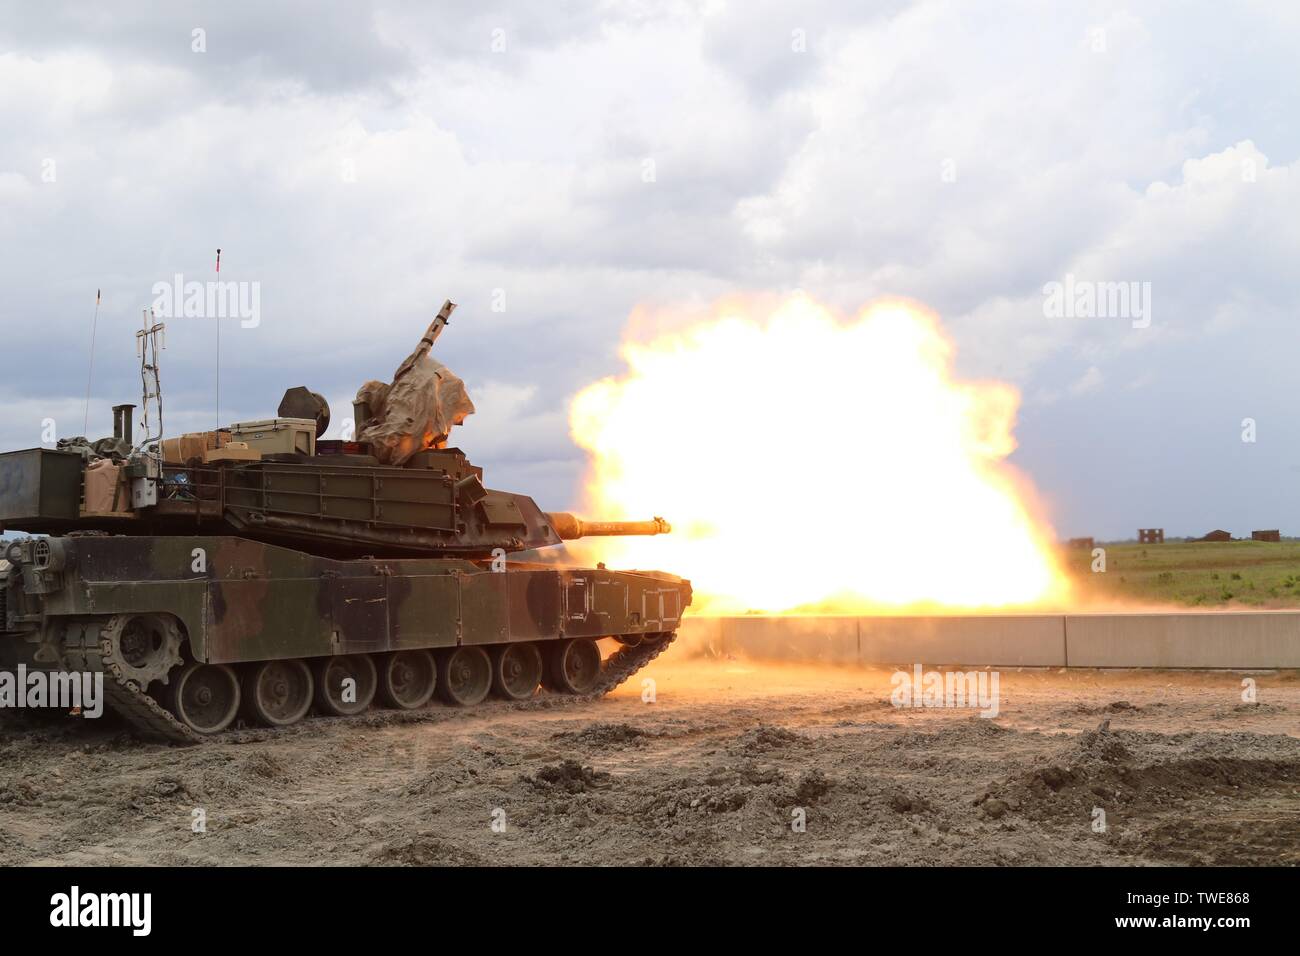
357, 359, 475, 466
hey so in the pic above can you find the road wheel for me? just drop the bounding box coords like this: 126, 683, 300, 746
242, 659, 314, 727
378, 650, 437, 710
312, 654, 378, 717
490, 642, 543, 701
168, 662, 240, 734
546, 638, 602, 694
438, 646, 493, 706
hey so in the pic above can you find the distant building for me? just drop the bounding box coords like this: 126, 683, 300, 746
1196, 529, 1232, 542
1067, 537, 1095, 550
1252, 529, 1281, 542
1138, 528, 1164, 544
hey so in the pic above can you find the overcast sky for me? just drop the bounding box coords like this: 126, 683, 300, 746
1, 1, 1297, 540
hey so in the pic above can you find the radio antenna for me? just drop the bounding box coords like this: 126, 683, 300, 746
214, 247, 221, 430
82, 288, 101, 436
136, 308, 167, 450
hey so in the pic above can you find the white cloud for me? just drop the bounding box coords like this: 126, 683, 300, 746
1068, 365, 1103, 396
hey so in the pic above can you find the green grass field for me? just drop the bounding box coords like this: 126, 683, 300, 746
1063, 540, 1300, 608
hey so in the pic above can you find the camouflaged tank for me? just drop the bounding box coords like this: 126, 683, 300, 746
0, 303, 690, 742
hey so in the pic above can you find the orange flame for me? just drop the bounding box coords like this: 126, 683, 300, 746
569, 294, 1071, 614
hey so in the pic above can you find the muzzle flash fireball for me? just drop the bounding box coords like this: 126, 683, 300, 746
569, 295, 1071, 615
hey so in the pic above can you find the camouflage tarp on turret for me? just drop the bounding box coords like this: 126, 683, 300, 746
357, 299, 476, 466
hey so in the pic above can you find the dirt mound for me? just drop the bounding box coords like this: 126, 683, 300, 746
371, 833, 484, 866
1143, 814, 1300, 865
637, 779, 748, 817
402, 758, 486, 797
120, 775, 197, 815
551, 722, 651, 747
976, 727, 1300, 836
628, 759, 794, 823
885, 789, 932, 814
175, 750, 305, 803
1071, 700, 1161, 715
793, 769, 832, 805
527, 760, 612, 794
0, 778, 40, 806
883, 718, 1012, 754
975, 727, 1132, 819
730, 724, 803, 754
1231, 702, 1288, 715
240, 752, 295, 781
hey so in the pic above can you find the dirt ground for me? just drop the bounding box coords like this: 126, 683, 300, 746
1, 654, 1297, 866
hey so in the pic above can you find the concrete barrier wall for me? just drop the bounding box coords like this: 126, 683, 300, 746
679, 611, 1300, 669
721, 616, 860, 664
858, 615, 1066, 667
1065, 612, 1300, 669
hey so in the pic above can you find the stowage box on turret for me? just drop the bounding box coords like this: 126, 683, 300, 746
0, 300, 691, 742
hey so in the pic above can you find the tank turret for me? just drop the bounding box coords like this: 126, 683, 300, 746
0, 306, 674, 562
202, 447, 671, 559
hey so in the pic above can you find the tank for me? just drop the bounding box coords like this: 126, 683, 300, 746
0, 301, 691, 743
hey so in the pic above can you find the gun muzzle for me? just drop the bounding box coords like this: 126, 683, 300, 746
545, 513, 671, 540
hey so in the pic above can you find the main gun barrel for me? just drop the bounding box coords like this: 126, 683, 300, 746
393, 299, 457, 382
545, 513, 671, 540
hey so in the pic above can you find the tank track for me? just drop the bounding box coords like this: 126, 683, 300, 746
569, 630, 677, 704
64, 617, 202, 746
66, 624, 676, 746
